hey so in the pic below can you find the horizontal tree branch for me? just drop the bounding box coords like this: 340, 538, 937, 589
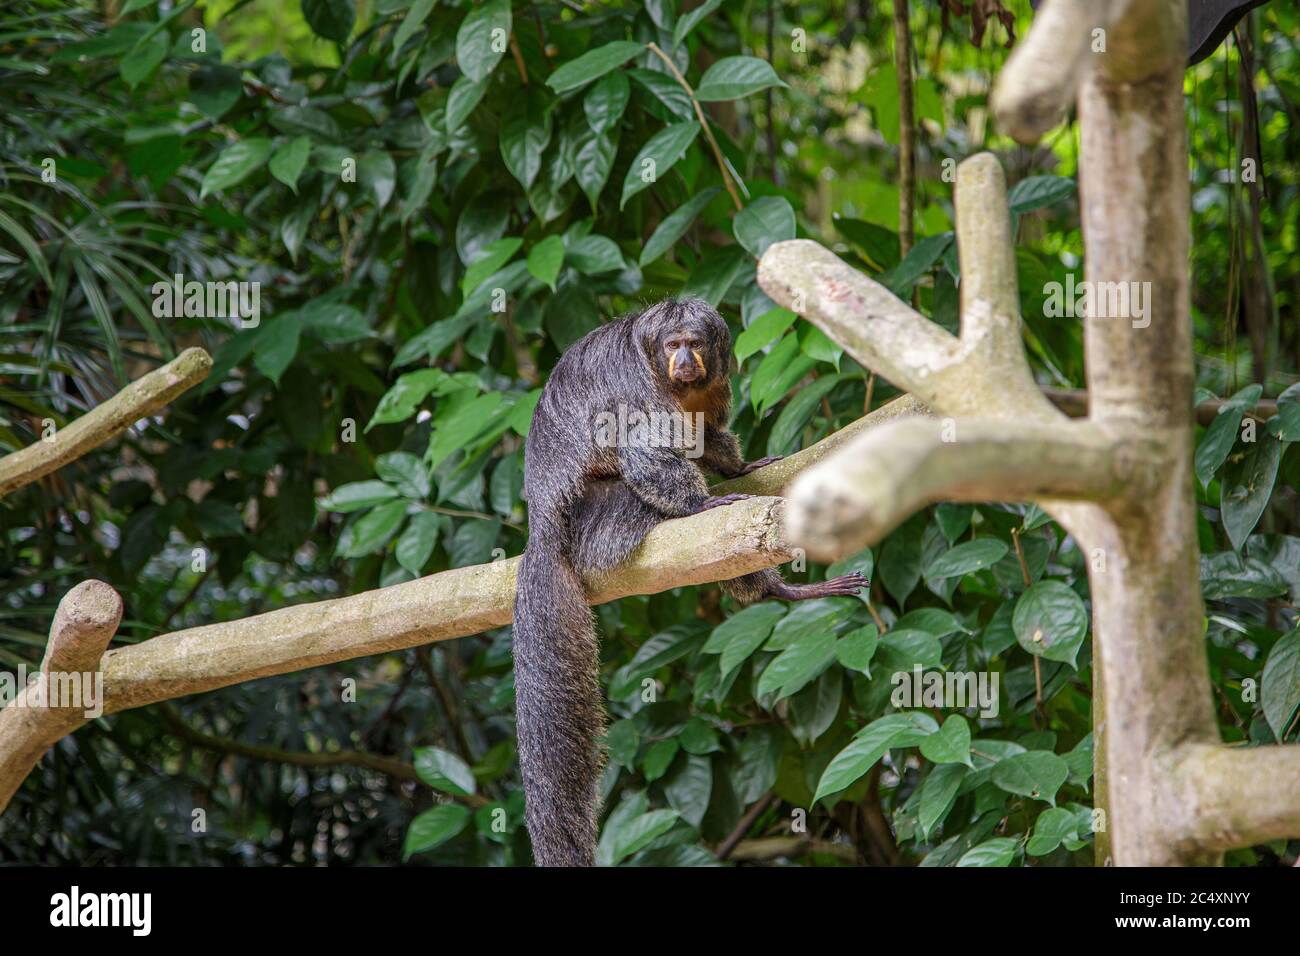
0, 393, 930, 815
785, 416, 1132, 560
0, 348, 212, 497
1179, 742, 1300, 852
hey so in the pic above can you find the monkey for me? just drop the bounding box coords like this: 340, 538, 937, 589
512, 296, 867, 867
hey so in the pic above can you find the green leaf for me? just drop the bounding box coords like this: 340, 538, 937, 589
189, 62, 243, 119
500, 96, 552, 189
991, 750, 1069, 804
766, 597, 854, 650
302, 0, 355, 43
584, 70, 631, 134
376, 451, 430, 499
620, 120, 699, 208
527, 235, 565, 289
574, 126, 618, 210
1026, 806, 1079, 856
628, 68, 695, 120
1267, 381, 1300, 441
0, 211, 52, 285
396, 512, 442, 574
414, 746, 476, 795
338, 500, 407, 557
455, 0, 511, 83
642, 739, 679, 782
462, 237, 523, 295
734, 308, 795, 362
1261, 628, 1300, 739
682, 245, 751, 309
834, 216, 900, 272
200, 138, 273, 199
1007, 175, 1076, 214
925, 538, 1008, 579
269, 136, 311, 193
876, 628, 942, 672
608, 809, 680, 864
319, 480, 400, 513
1221, 436, 1283, 551
1200, 552, 1287, 600
640, 186, 720, 266
566, 235, 623, 274
547, 40, 644, 93
391, 0, 436, 63
695, 55, 787, 101
120, 30, 169, 89
403, 804, 470, 858
755, 629, 837, 701
733, 196, 796, 259
446, 74, 490, 133
814, 712, 937, 803
1013, 580, 1088, 666
368, 369, 453, 428
427, 392, 507, 469
672, 0, 724, 47
703, 601, 786, 653
1195, 405, 1245, 487
919, 715, 973, 766
882, 233, 953, 297
956, 836, 1019, 867
918, 763, 968, 839
715, 606, 787, 675
253, 314, 302, 385
300, 300, 370, 344
833, 624, 878, 676
766, 374, 840, 457
664, 754, 711, 827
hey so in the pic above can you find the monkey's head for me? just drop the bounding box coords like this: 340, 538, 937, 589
638, 297, 731, 391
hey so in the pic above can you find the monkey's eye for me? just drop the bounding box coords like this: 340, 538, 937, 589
665, 339, 679, 350
688, 339, 703, 349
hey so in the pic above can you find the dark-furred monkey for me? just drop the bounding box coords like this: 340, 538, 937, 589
513, 297, 866, 866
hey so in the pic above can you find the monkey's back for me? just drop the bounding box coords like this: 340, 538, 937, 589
522, 315, 651, 516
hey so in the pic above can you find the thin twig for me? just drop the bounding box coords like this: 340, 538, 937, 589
645, 42, 744, 211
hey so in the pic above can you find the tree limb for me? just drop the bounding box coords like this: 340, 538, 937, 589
786, 416, 1131, 559
1179, 742, 1300, 852
0, 348, 212, 497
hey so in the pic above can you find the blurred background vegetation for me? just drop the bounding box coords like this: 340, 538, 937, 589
0, 0, 1297, 866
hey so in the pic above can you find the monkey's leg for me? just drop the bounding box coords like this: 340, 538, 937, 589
721, 568, 869, 605
568, 480, 663, 572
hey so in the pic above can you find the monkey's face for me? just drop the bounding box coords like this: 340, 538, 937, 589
663, 331, 708, 385
639, 297, 731, 391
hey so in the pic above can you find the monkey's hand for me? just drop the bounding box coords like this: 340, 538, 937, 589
696, 493, 753, 512
737, 455, 784, 476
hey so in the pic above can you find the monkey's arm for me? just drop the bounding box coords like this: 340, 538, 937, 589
618, 444, 711, 516
699, 426, 783, 479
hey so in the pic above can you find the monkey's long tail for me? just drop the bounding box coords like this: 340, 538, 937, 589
512, 515, 605, 867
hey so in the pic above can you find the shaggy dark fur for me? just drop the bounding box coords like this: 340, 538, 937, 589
513, 297, 866, 866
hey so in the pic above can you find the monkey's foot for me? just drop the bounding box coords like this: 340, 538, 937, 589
739, 455, 784, 475
697, 493, 753, 513
770, 571, 869, 601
